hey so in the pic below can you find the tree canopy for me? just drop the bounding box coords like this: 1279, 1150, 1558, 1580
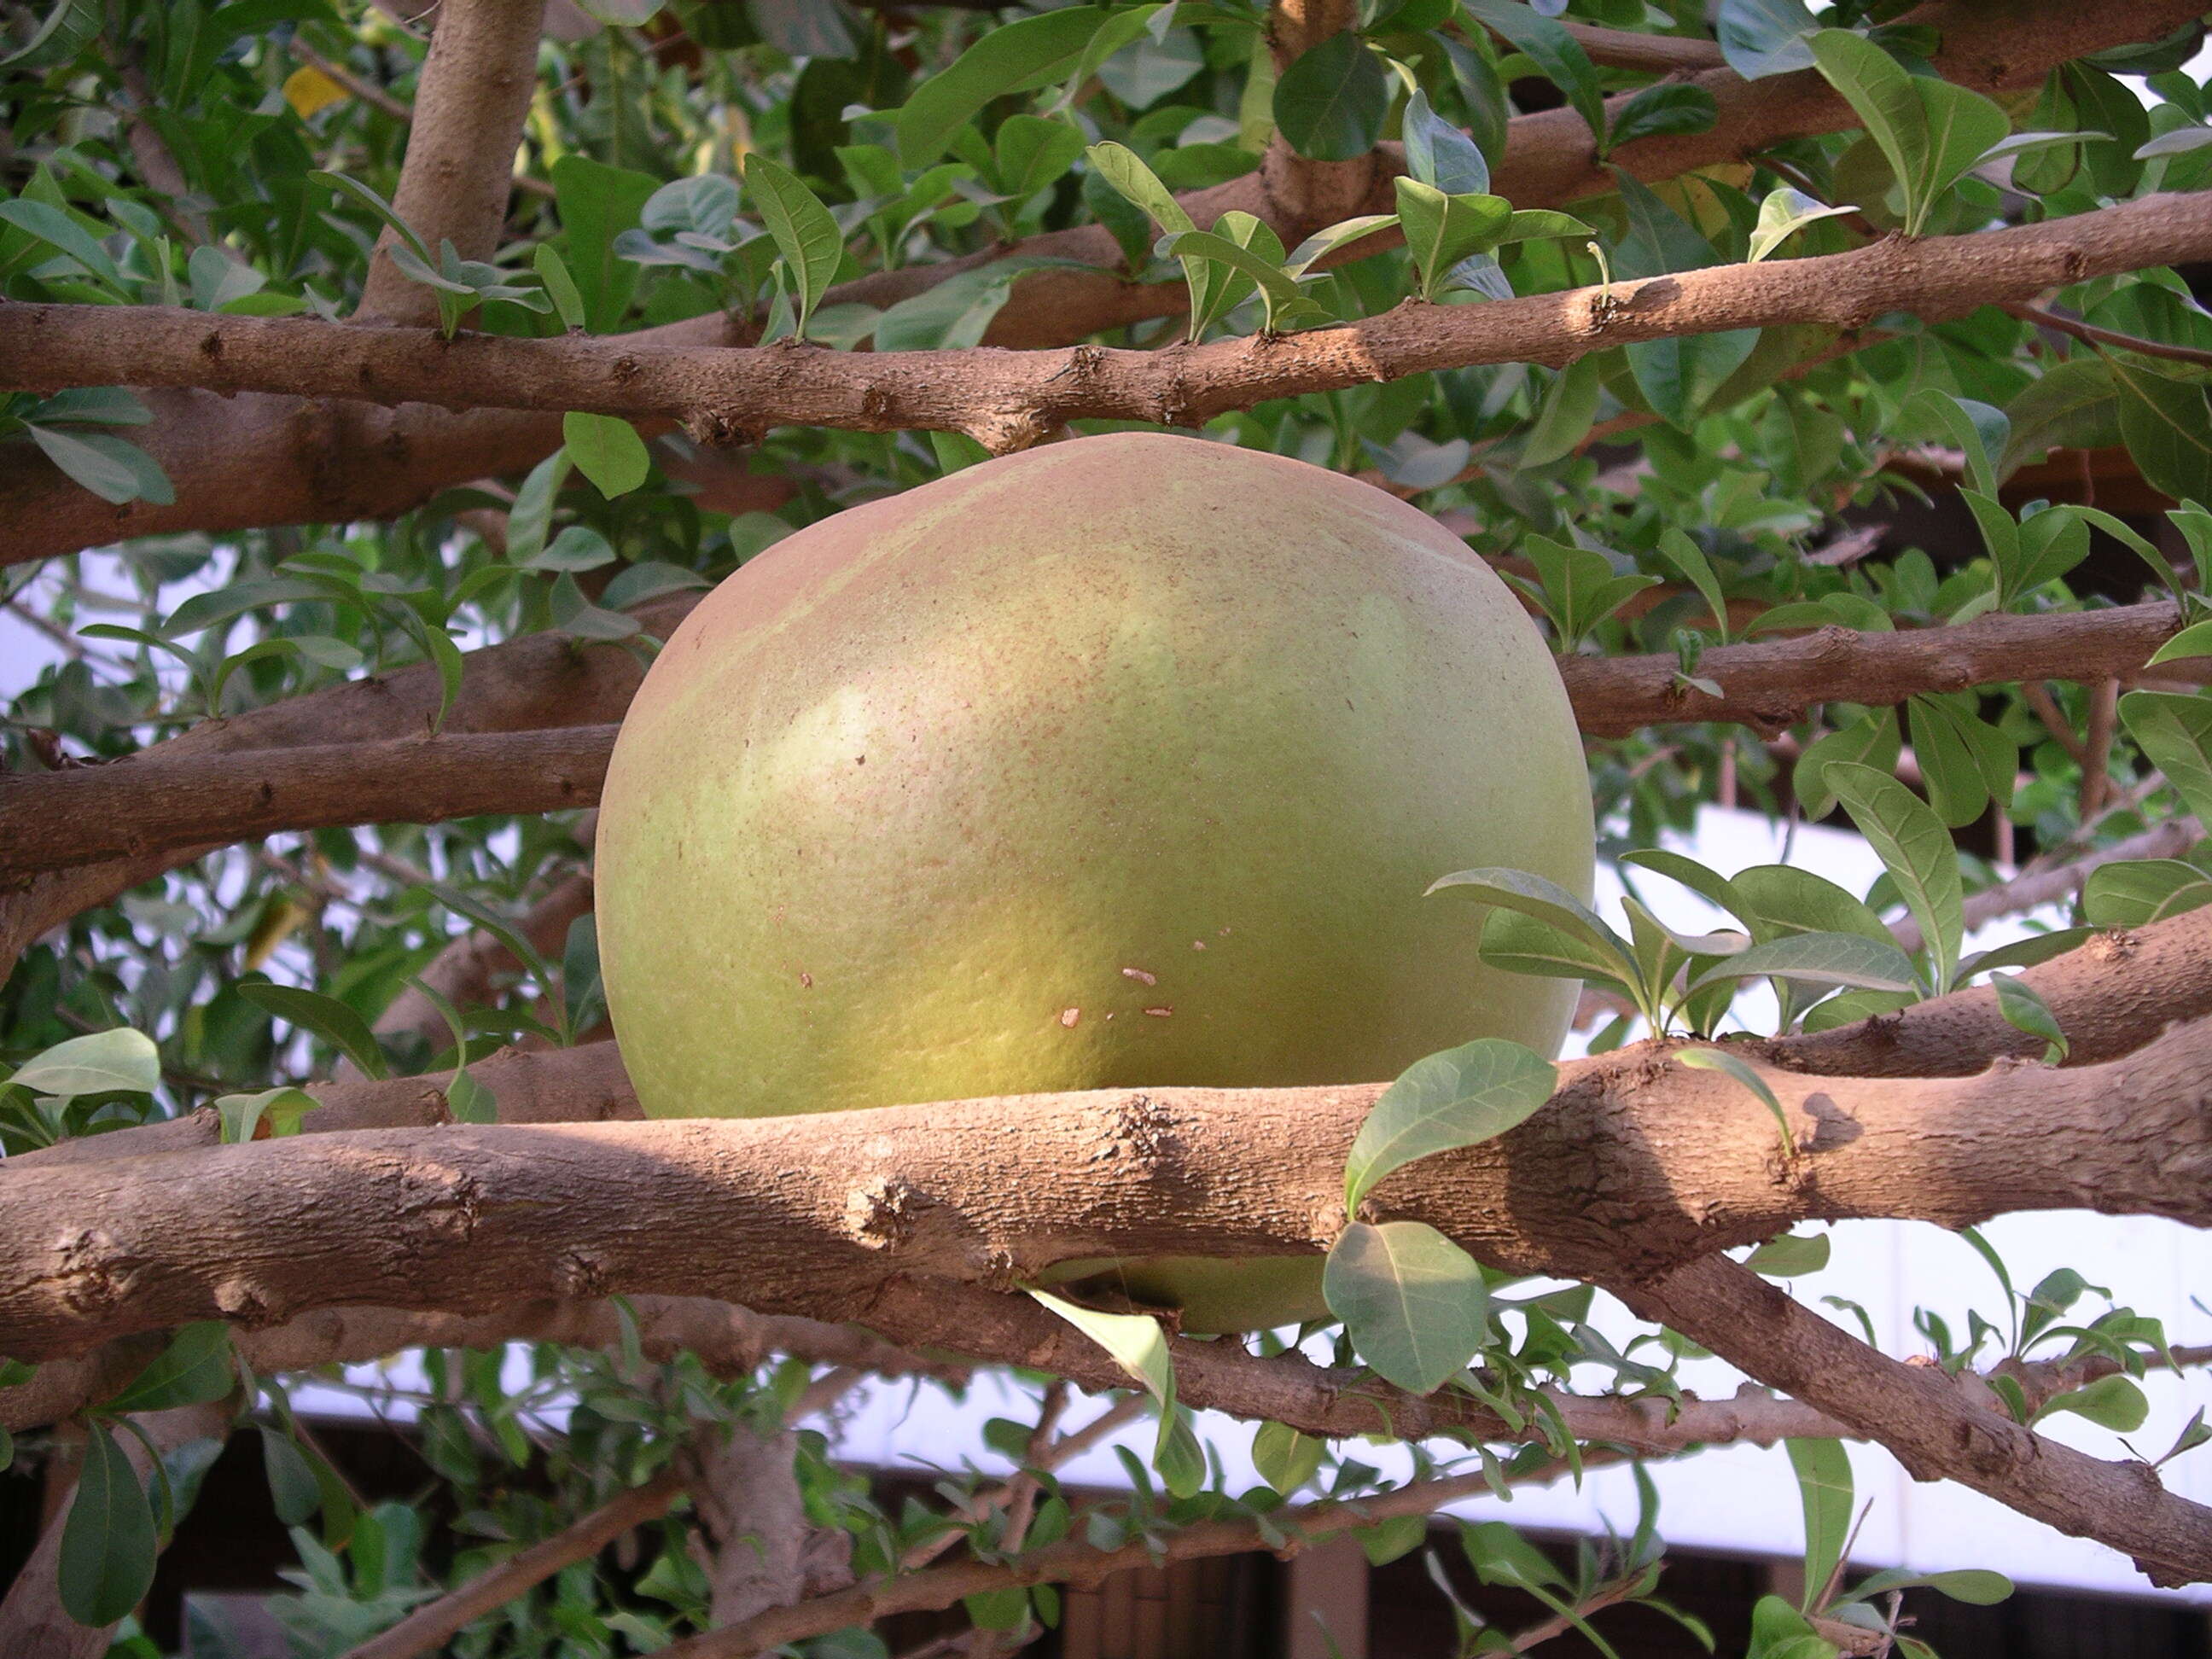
5, 0, 2212, 1655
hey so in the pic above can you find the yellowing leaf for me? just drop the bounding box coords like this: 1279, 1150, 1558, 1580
282, 64, 349, 119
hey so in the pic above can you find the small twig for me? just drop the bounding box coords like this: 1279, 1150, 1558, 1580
2079, 677, 2120, 818
2022, 681, 2089, 765
2005, 300, 2212, 371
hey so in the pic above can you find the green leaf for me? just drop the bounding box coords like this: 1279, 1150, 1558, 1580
1686, 930, 1918, 996
0, 198, 123, 288
1252, 1421, 1324, 1495
2001, 359, 2121, 477
1478, 908, 1635, 990
1344, 1038, 1556, 1212
1834, 1567, 2012, 1608
1401, 87, 1489, 195
1990, 973, 2067, 1060
10, 1027, 159, 1097
1463, 0, 1604, 143
1905, 388, 2009, 499
1427, 866, 1635, 981
1324, 1220, 1486, 1395
533, 245, 587, 332
2148, 620, 2212, 667
1282, 214, 1400, 280
1656, 529, 1732, 640
1607, 83, 1717, 152
1462, 1519, 1567, 1591
59, 1424, 157, 1627
1791, 709, 1907, 824
1, 0, 97, 70
26, 423, 145, 504
562, 411, 652, 498
1717, 0, 1821, 79
551, 156, 660, 331
309, 169, 434, 265
1390, 180, 1511, 301
1747, 187, 1859, 263
1826, 761, 1963, 993
2037, 1372, 2149, 1432
2108, 357, 2212, 504
1745, 1231, 1831, 1277
1807, 30, 2009, 236
2062, 504, 2185, 603
1956, 928, 2093, 978
236, 983, 388, 1080
1027, 1290, 1171, 1406
1521, 358, 1601, 467
2120, 691, 2212, 830
526, 524, 619, 573
894, 9, 1111, 166
1273, 32, 1389, 162
103, 1323, 236, 1413
2082, 859, 2212, 928
446, 1068, 498, 1125
1154, 228, 1319, 335
1786, 1438, 1853, 1611
214, 1086, 323, 1144
1085, 141, 1237, 342
1514, 532, 1662, 644
744, 153, 844, 338
259, 1427, 321, 1526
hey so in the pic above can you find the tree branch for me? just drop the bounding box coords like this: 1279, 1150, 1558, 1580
1612, 1254, 2212, 1588
353, 0, 550, 325
9, 194, 2210, 454
21, 898, 2212, 1196
1260, 0, 1378, 231
0, 0, 2184, 568
9, 1016, 2212, 1363
0, 725, 613, 876
343, 1468, 689, 1659
3, 599, 2194, 885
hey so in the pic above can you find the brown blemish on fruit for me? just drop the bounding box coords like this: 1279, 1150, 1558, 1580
1121, 966, 1157, 986
1059, 1007, 1080, 1028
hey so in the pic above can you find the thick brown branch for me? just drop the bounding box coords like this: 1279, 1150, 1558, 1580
21, 899, 2212, 1193
1614, 1255, 2212, 1587
7, 1016, 2212, 1362
354, 0, 550, 325
1561, 602, 2191, 740
3, 601, 2192, 883
0, 0, 2185, 569
9, 195, 2209, 451
0, 601, 685, 977
1767, 902, 2212, 1077
0, 725, 613, 876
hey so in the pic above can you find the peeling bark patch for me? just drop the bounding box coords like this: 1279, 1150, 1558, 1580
844, 1174, 926, 1250
557, 1249, 609, 1297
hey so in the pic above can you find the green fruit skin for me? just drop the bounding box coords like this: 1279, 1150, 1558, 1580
596, 433, 1593, 1332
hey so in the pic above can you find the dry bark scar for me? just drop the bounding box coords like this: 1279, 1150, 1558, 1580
845, 1174, 926, 1250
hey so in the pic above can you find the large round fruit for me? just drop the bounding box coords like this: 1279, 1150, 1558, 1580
595, 432, 1593, 1331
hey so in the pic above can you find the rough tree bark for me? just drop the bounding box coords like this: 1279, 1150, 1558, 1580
9, 191, 2209, 453
0, 0, 2188, 568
